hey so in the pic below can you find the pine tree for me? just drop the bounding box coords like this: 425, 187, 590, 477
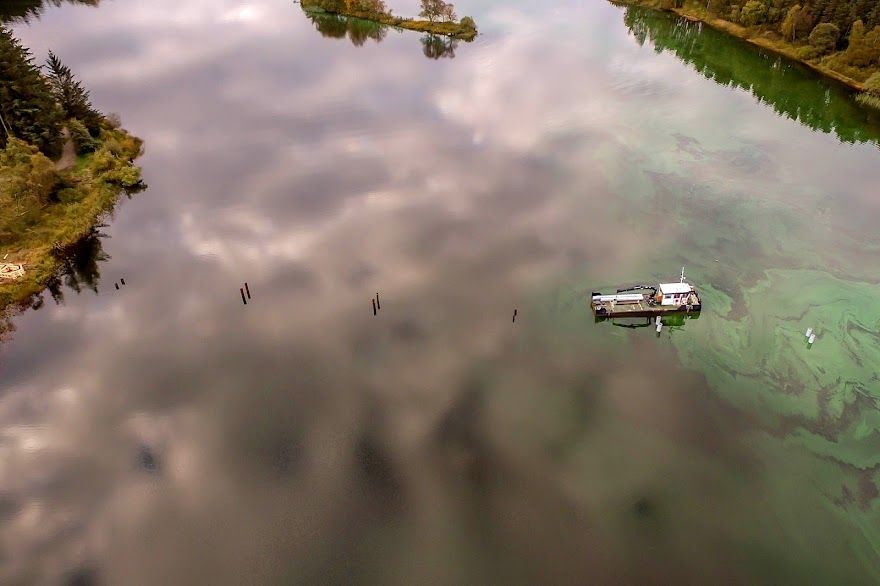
44, 51, 103, 134
1, 1, 104, 24
0, 27, 64, 157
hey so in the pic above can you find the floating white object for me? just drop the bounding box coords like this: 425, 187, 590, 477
656, 323, 663, 333
805, 327, 813, 338
655, 316, 661, 326
808, 334, 816, 344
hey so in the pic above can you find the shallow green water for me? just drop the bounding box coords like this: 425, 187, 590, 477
1, 0, 879, 583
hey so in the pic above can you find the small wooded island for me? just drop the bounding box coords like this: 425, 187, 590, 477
614, 0, 880, 108
301, 0, 478, 40
0, 26, 143, 312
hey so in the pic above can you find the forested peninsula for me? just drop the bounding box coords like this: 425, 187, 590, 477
613, 0, 880, 108
301, 0, 478, 40
0, 26, 143, 312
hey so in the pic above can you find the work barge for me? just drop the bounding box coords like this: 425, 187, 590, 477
590, 276, 701, 318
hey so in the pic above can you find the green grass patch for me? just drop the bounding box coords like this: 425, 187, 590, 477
0, 126, 143, 312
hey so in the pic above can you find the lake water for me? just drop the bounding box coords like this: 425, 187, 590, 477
3, 0, 880, 583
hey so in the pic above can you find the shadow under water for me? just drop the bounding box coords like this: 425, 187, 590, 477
622, 6, 880, 147
595, 312, 700, 329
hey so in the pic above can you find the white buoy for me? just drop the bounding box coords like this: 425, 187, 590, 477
805, 327, 813, 338
809, 333, 816, 344
656, 323, 663, 333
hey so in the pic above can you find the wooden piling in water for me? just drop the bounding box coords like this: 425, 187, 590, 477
513, 309, 517, 323
241, 288, 247, 305
372, 298, 377, 316
115, 283, 119, 290
245, 282, 251, 299
120, 278, 126, 286
376, 292, 380, 310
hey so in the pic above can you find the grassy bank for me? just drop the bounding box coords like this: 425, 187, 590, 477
0, 126, 143, 312
611, 0, 877, 92
301, 1, 478, 40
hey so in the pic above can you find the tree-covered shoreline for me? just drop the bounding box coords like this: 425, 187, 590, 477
0, 25, 143, 312
612, 0, 880, 107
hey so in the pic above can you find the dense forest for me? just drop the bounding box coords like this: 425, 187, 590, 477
691, 0, 880, 32
0, 25, 142, 310
629, 0, 880, 105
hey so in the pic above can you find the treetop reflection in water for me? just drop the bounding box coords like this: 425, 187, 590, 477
623, 6, 880, 148
3, 0, 880, 583
421, 33, 457, 59
0, 0, 99, 22
305, 10, 460, 58
306, 11, 388, 46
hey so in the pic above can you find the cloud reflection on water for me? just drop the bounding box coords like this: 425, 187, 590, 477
2, 0, 880, 583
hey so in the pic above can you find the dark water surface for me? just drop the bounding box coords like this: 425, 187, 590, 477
3, 0, 880, 583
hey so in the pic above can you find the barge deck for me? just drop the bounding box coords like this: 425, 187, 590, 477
590, 273, 702, 318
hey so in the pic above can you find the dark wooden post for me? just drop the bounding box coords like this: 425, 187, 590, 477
376, 292, 380, 310
372, 298, 377, 316
115, 283, 119, 290
120, 278, 126, 286
245, 282, 251, 299
513, 309, 517, 323
241, 288, 247, 305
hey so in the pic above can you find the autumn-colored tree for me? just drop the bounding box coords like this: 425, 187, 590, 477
780, 5, 801, 42
420, 0, 456, 23
842, 20, 880, 66
809, 22, 840, 54
0, 137, 58, 228
739, 0, 768, 26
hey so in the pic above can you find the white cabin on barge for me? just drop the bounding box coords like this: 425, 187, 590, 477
658, 282, 697, 306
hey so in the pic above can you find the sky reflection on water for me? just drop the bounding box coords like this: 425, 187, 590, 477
2, 0, 880, 583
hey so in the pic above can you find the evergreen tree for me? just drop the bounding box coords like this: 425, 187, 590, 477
0, 1, 103, 24
44, 51, 103, 134
0, 27, 64, 157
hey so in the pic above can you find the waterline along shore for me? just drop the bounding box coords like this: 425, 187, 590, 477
300, 0, 478, 40
0, 27, 144, 313
610, 0, 879, 94
0, 128, 143, 313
